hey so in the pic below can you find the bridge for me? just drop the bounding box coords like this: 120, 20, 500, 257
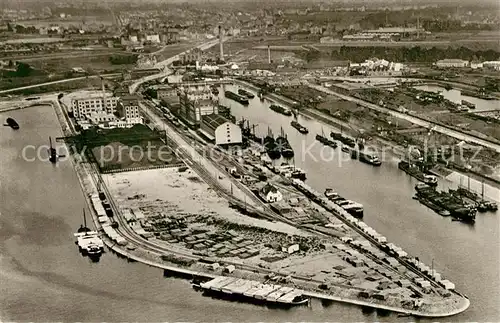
128, 37, 231, 94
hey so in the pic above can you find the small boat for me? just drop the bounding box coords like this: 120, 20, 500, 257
5, 117, 19, 130
238, 88, 255, 99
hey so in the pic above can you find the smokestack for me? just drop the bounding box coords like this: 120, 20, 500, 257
218, 25, 223, 62
267, 45, 271, 64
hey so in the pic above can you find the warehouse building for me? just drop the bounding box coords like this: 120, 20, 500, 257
435, 59, 469, 68
199, 113, 242, 146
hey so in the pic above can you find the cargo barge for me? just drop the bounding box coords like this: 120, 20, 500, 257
269, 104, 292, 116
238, 88, 255, 99
414, 184, 476, 222
276, 128, 294, 158
324, 188, 364, 218
264, 130, 281, 160
398, 161, 438, 186
449, 187, 497, 212
194, 276, 309, 307
316, 129, 338, 148
5, 117, 19, 129
330, 130, 356, 147
290, 120, 309, 134
225, 91, 249, 105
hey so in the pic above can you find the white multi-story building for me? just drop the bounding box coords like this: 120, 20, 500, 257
116, 96, 143, 125
71, 94, 119, 120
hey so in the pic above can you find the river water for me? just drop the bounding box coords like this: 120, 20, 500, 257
414, 85, 500, 113
0, 100, 498, 321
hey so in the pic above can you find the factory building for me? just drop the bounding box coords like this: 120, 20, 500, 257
116, 95, 143, 125
71, 94, 119, 120
435, 59, 469, 68
177, 85, 218, 127
199, 113, 242, 146
157, 85, 180, 108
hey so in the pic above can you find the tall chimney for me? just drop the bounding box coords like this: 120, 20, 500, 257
218, 25, 224, 62
267, 45, 271, 64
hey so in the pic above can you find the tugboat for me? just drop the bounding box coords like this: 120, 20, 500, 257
238, 88, 255, 99
264, 128, 281, 160
291, 120, 308, 134
276, 128, 294, 159
269, 104, 292, 116
5, 117, 19, 129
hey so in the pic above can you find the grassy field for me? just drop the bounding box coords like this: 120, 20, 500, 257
74, 124, 180, 172
0, 77, 117, 96
27, 53, 135, 74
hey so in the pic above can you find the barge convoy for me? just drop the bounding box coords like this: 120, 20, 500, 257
225, 90, 249, 105
290, 120, 309, 134
193, 276, 309, 307
414, 184, 476, 222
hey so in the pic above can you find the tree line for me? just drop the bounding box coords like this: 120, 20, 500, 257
328, 46, 500, 63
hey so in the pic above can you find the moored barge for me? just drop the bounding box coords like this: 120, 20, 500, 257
415, 184, 476, 222
291, 120, 309, 134
269, 104, 292, 116
398, 161, 437, 186
194, 276, 309, 307
225, 91, 249, 105
238, 88, 255, 99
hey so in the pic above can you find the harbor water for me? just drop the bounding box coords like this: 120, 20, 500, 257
218, 84, 500, 321
0, 100, 498, 321
414, 85, 500, 113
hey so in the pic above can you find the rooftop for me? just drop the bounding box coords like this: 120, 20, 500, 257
202, 113, 230, 131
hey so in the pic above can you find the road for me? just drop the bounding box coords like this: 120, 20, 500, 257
128, 37, 231, 94
1, 50, 127, 62
307, 83, 500, 153
0, 73, 121, 95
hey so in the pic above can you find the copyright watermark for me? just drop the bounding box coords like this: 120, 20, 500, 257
19, 139, 483, 168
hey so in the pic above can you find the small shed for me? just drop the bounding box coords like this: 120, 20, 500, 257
225, 264, 236, 273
